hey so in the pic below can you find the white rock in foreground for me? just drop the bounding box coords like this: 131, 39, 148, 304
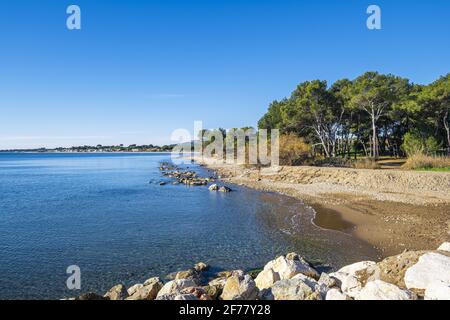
438, 242, 450, 253
425, 281, 450, 300
174, 294, 199, 300
329, 261, 380, 298
404, 253, 450, 290
255, 268, 280, 290
128, 277, 163, 300
329, 271, 362, 298
127, 284, 143, 296
269, 278, 315, 300
104, 284, 128, 300
356, 280, 416, 300
338, 261, 377, 276
156, 279, 197, 299
325, 288, 351, 300
263, 254, 318, 280
220, 272, 258, 300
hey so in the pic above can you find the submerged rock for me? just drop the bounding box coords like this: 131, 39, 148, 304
208, 184, 219, 191
218, 186, 232, 193
175, 269, 197, 281
194, 262, 210, 272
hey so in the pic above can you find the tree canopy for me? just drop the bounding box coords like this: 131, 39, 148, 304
258, 72, 450, 158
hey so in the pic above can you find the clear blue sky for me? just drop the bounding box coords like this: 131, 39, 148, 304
1, 0, 449, 149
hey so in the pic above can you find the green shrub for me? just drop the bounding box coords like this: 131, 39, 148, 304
402, 132, 440, 156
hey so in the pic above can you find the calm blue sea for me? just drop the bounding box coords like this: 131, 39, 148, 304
0, 153, 377, 299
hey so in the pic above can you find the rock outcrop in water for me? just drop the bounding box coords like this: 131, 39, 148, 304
69, 243, 450, 301
157, 161, 233, 191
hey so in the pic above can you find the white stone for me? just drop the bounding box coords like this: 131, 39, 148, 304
329, 271, 363, 298
438, 242, 450, 253
127, 277, 163, 300
174, 294, 199, 300
356, 280, 416, 300
404, 253, 450, 290
208, 184, 219, 191
338, 261, 377, 276
156, 279, 197, 298
127, 283, 143, 296
220, 273, 258, 300
255, 268, 280, 290
340, 274, 363, 298
263, 255, 318, 280
104, 284, 128, 300
318, 272, 338, 288
269, 278, 314, 300
291, 273, 320, 290
208, 277, 228, 289
328, 271, 347, 285
291, 273, 331, 299
325, 288, 351, 300
425, 281, 450, 300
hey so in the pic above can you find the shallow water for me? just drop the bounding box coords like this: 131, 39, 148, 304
0, 153, 379, 299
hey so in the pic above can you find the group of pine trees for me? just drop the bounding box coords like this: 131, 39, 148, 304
258, 72, 450, 159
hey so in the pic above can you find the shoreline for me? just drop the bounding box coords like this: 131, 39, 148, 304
194, 157, 450, 257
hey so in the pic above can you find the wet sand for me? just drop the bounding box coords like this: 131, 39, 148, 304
312, 200, 450, 256
196, 159, 450, 258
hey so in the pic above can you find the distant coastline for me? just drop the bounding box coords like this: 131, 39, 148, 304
0, 144, 176, 154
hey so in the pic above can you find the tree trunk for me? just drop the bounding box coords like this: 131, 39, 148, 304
314, 127, 330, 158
444, 111, 450, 154
371, 110, 378, 159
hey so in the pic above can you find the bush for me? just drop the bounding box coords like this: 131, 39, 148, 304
278, 133, 312, 166
402, 132, 440, 156
313, 157, 352, 168
403, 153, 450, 170
353, 158, 381, 170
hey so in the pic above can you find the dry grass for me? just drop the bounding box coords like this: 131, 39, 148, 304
353, 158, 381, 170
403, 153, 450, 171
279, 133, 312, 166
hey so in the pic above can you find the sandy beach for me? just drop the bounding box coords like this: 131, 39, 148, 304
195, 157, 450, 257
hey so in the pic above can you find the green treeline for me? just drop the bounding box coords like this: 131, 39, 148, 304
258, 72, 450, 159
